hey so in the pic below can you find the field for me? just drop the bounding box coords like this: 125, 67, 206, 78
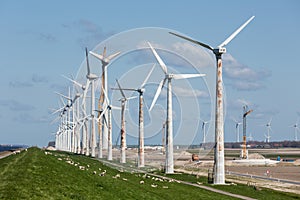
0, 147, 299, 199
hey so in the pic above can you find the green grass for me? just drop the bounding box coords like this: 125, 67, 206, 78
153, 172, 300, 200
0, 148, 237, 200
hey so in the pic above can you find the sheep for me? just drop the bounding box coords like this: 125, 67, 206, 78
122, 178, 127, 181
139, 180, 144, 184
151, 184, 157, 188
162, 186, 168, 189
93, 171, 97, 175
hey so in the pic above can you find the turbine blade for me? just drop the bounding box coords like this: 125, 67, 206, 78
55, 91, 71, 100
112, 88, 136, 91
218, 16, 255, 48
102, 85, 110, 105
169, 32, 213, 51
149, 78, 166, 111
147, 42, 168, 74
172, 73, 206, 80
89, 51, 104, 61
82, 80, 90, 105
111, 105, 122, 110
107, 51, 121, 61
85, 47, 91, 75
141, 64, 156, 88
116, 79, 126, 99
61, 75, 84, 89
126, 96, 138, 100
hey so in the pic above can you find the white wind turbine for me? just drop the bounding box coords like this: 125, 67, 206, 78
114, 79, 137, 164
90, 47, 121, 151
62, 75, 88, 155
232, 118, 242, 143
169, 16, 255, 183
112, 64, 155, 167
147, 42, 206, 174
264, 118, 272, 143
201, 120, 209, 145
83, 47, 98, 157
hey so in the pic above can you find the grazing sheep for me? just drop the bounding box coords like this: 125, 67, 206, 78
151, 184, 157, 188
162, 186, 168, 189
58, 158, 62, 161
122, 178, 127, 181
139, 180, 144, 184
93, 171, 97, 175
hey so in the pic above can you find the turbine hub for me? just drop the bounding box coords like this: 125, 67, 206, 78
213, 47, 226, 55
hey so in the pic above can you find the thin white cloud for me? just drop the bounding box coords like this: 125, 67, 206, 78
173, 86, 209, 98
223, 54, 271, 81
232, 81, 264, 91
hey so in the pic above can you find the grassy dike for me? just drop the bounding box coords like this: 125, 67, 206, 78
0, 147, 233, 200
0, 147, 298, 200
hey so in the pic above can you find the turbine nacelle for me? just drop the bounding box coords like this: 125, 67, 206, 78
86, 74, 98, 80
213, 47, 226, 55
166, 74, 174, 79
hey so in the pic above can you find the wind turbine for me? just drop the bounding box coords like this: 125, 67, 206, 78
114, 79, 137, 163
169, 16, 255, 183
201, 120, 209, 145
112, 64, 155, 167
264, 118, 272, 143
62, 75, 88, 155
147, 42, 206, 174
83, 47, 98, 157
90, 47, 121, 151
232, 118, 242, 143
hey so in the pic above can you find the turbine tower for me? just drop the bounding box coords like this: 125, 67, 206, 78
90, 48, 121, 151
169, 16, 255, 184
265, 118, 272, 143
114, 79, 137, 163
112, 64, 155, 167
201, 120, 209, 145
147, 42, 205, 174
86, 48, 98, 157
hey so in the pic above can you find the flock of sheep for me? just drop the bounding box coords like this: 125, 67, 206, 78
44, 150, 184, 189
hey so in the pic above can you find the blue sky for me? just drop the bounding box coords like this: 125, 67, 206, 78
0, 0, 299, 147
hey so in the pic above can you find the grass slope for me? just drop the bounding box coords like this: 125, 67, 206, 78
0, 148, 235, 200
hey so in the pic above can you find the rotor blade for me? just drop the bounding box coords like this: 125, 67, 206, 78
116, 79, 126, 99
172, 73, 206, 80
55, 91, 71, 100
89, 51, 104, 61
218, 16, 255, 48
61, 75, 84, 89
82, 80, 90, 106
149, 78, 166, 111
112, 88, 136, 91
107, 51, 121, 61
141, 64, 156, 88
102, 85, 110, 105
269, 117, 273, 124
126, 96, 138, 100
110, 105, 122, 110
147, 42, 168, 74
85, 47, 91, 75
169, 32, 213, 51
